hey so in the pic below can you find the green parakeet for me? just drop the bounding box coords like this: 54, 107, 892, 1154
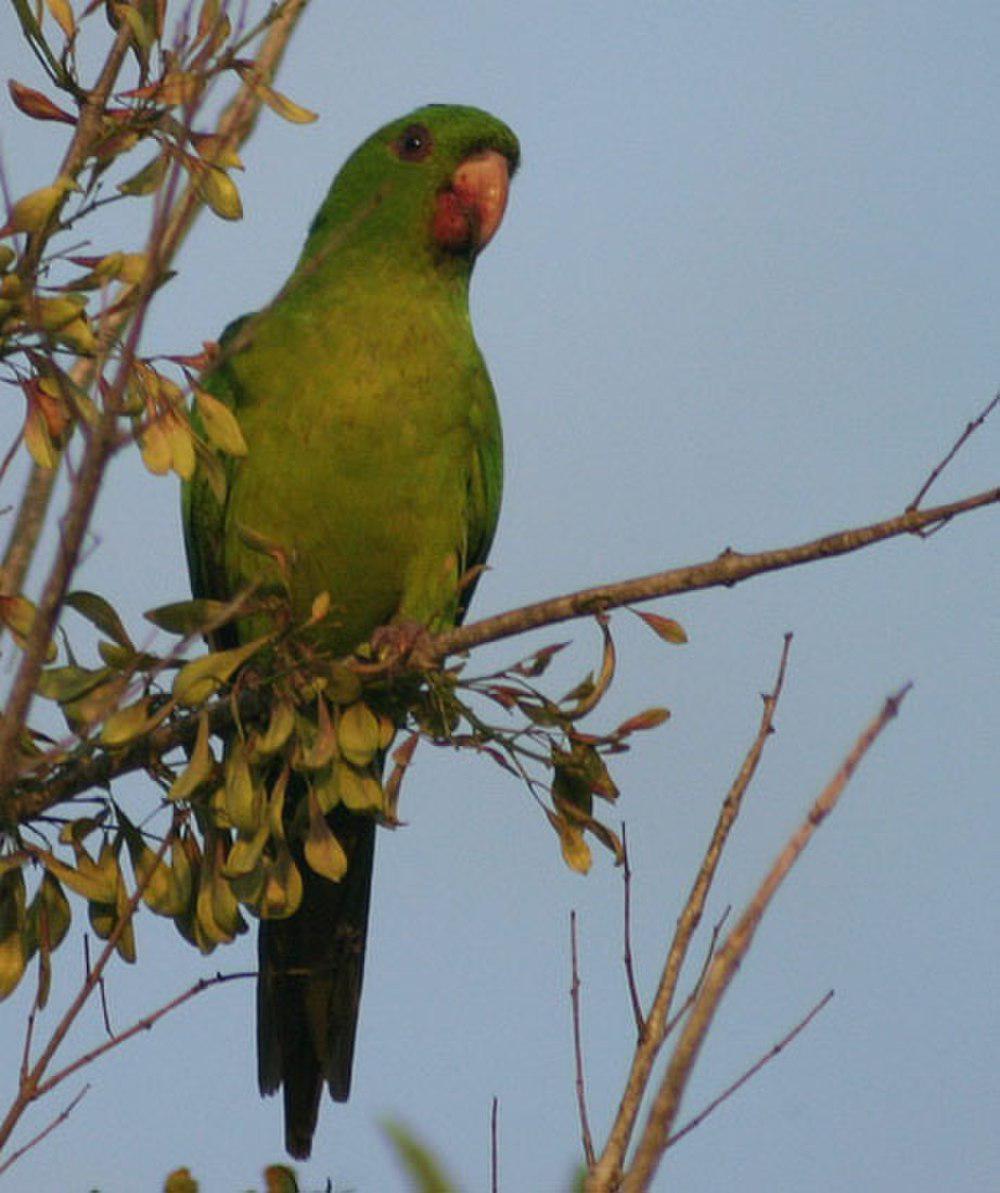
182, 105, 518, 1159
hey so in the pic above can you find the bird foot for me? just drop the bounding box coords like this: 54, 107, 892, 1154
369, 620, 437, 671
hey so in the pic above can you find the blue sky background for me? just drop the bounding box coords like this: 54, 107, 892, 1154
1, 3, 998, 1190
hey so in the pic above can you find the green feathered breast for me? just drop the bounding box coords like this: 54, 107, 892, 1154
182, 104, 518, 1159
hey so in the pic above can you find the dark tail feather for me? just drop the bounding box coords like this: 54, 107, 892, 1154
257, 804, 377, 1160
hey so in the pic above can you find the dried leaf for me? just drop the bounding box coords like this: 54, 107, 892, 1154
615, 707, 671, 736
512, 641, 570, 677
636, 610, 688, 645
234, 63, 317, 124
8, 80, 75, 124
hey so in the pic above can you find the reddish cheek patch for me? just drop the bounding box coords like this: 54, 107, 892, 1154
433, 190, 471, 251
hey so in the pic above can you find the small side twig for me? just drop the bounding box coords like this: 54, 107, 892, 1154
490, 1095, 499, 1193
0, 1085, 90, 1178
570, 910, 596, 1169
620, 824, 644, 1038
662, 905, 731, 1041
35, 970, 255, 1100
83, 935, 114, 1039
666, 988, 835, 1149
909, 390, 1000, 510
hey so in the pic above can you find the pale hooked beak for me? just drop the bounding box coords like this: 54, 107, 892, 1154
433, 149, 511, 253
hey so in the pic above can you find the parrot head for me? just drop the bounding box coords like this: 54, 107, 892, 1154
302, 104, 520, 272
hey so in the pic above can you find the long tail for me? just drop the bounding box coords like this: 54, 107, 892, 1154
256, 802, 377, 1159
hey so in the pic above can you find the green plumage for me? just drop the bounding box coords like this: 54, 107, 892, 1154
182, 105, 518, 1158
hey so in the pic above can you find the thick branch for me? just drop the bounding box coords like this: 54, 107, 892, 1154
3, 483, 995, 825
435, 487, 999, 658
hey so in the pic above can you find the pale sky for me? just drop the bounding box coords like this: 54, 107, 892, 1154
1, 4, 998, 1191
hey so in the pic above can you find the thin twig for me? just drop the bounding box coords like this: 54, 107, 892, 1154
665, 989, 834, 1149
662, 905, 731, 1042
619, 684, 911, 1192
620, 824, 644, 1038
909, 390, 1000, 510
570, 910, 596, 1169
0, 1084, 90, 1178
35, 970, 255, 1099
587, 635, 792, 1191
490, 1096, 499, 1193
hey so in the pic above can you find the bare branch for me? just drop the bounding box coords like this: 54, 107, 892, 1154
6, 482, 997, 825
619, 685, 911, 1192
588, 635, 792, 1190
0, 1084, 90, 1179
435, 488, 999, 658
35, 970, 255, 1100
666, 989, 834, 1149
570, 910, 596, 1170
621, 824, 644, 1038
909, 390, 1000, 510
490, 1096, 499, 1193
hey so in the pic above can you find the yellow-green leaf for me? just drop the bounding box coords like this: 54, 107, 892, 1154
337, 702, 381, 768
139, 419, 171, 474
546, 810, 592, 874
118, 153, 168, 197
0, 594, 56, 660
173, 635, 268, 706
224, 741, 264, 834
66, 589, 134, 648
195, 387, 247, 455
169, 712, 215, 801
43, 0, 76, 39
254, 699, 295, 756
0, 931, 27, 1000
194, 164, 243, 221
4, 177, 75, 233
304, 787, 348, 881
100, 698, 157, 746
146, 597, 233, 636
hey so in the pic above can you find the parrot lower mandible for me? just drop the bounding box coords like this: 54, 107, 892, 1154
182, 104, 519, 1159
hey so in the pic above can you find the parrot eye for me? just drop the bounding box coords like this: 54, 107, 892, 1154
393, 123, 433, 162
